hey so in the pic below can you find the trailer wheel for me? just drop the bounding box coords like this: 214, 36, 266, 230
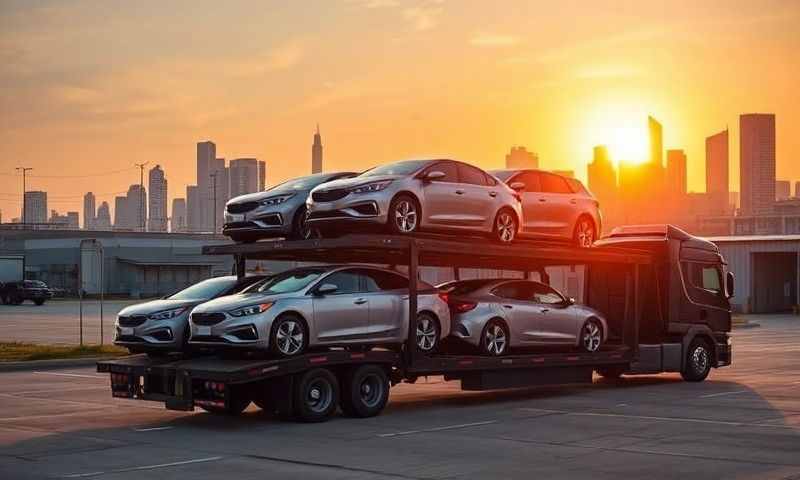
340, 364, 390, 418
293, 368, 339, 423
681, 338, 712, 382
201, 387, 251, 415
596, 365, 626, 379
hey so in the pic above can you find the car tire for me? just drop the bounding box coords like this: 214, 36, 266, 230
596, 365, 627, 379
270, 314, 309, 358
388, 194, 420, 235
415, 312, 440, 354
573, 216, 596, 248
293, 368, 339, 423
580, 318, 603, 353
291, 208, 314, 240
492, 209, 518, 243
340, 364, 390, 418
681, 338, 712, 382
34, 299, 45, 306
480, 318, 510, 356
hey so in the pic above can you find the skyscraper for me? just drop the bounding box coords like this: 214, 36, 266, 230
505, 146, 538, 169
648, 116, 663, 167
705, 129, 729, 214
83, 192, 96, 230
312, 124, 323, 174
229, 158, 260, 198
171, 198, 187, 233
126, 184, 147, 232
587, 145, 617, 200
113, 195, 129, 230
666, 149, 687, 197
740, 113, 776, 216
197, 141, 216, 232
24, 191, 47, 224
148, 165, 168, 232
776, 180, 791, 201
258, 160, 266, 191
186, 185, 202, 233
95, 201, 111, 231
209, 160, 229, 234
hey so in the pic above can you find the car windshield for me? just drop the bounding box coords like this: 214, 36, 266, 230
441, 279, 496, 295
23, 280, 47, 288
359, 160, 430, 178
167, 276, 237, 301
267, 173, 342, 191
488, 170, 515, 182
257, 268, 326, 294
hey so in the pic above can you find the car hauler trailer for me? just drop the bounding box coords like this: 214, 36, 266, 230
98, 226, 733, 422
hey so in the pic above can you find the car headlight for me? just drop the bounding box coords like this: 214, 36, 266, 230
229, 303, 273, 317
260, 194, 294, 206
349, 180, 392, 194
147, 307, 188, 321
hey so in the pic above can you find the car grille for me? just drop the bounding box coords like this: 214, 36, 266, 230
312, 189, 349, 202
118, 315, 148, 327
192, 312, 226, 325
308, 210, 349, 220
224, 221, 258, 230
227, 202, 259, 214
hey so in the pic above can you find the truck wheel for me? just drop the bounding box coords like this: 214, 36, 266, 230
340, 364, 390, 418
34, 299, 45, 306
596, 365, 626, 379
293, 368, 339, 423
681, 338, 712, 382
201, 387, 251, 415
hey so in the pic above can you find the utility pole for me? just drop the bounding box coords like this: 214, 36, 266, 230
209, 171, 218, 234
134, 162, 148, 232
15, 167, 32, 224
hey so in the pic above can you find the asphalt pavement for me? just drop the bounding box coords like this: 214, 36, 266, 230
0, 315, 798, 479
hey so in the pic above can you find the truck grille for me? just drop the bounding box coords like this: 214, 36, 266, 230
118, 315, 148, 327
312, 189, 349, 202
192, 312, 226, 325
227, 202, 259, 214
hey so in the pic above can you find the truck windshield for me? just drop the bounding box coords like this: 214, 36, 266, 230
257, 268, 326, 295
167, 277, 236, 301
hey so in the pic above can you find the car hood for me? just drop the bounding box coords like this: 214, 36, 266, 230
310, 174, 402, 192
191, 291, 302, 313
118, 299, 198, 317
569, 304, 606, 319
227, 188, 300, 205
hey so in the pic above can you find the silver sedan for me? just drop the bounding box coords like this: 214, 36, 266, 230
441, 279, 608, 356
306, 159, 524, 243
189, 266, 451, 357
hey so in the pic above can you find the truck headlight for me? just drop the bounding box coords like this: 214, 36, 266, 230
148, 307, 188, 321
349, 180, 392, 194
229, 303, 273, 317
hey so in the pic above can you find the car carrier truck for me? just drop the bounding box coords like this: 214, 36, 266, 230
98, 224, 734, 422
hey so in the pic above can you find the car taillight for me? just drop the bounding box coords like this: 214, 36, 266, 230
449, 300, 477, 313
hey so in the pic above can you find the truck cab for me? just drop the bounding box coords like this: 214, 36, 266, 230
594, 224, 733, 381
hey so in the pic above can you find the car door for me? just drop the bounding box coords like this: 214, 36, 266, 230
512, 171, 549, 235
455, 162, 495, 228
490, 281, 546, 346
530, 282, 579, 344
418, 161, 463, 227
538, 172, 576, 237
361, 269, 408, 342
311, 269, 370, 344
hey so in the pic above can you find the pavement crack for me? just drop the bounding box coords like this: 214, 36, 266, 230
241, 453, 437, 479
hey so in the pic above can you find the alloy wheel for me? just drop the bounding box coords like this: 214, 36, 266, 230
276, 320, 304, 355
484, 323, 507, 355
582, 321, 602, 352
496, 212, 516, 243
576, 219, 595, 248
416, 316, 437, 352
394, 200, 418, 233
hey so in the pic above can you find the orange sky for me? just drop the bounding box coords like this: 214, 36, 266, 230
1, 0, 799, 221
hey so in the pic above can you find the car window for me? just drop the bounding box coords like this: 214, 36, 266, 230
168, 276, 238, 301
233, 276, 269, 294
363, 270, 408, 292
258, 268, 325, 295
457, 163, 489, 186
445, 279, 495, 295
319, 270, 363, 294
539, 173, 572, 194
514, 172, 542, 192
566, 178, 589, 195
531, 282, 565, 304
422, 161, 458, 183
359, 160, 430, 177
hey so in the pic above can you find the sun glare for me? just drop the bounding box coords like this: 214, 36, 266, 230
608, 124, 649, 165
578, 99, 652, 166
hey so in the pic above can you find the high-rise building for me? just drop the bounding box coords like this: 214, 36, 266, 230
148, 165, 168, 232
83, 192, 96, 230
795, 181, 800, 198
666, 149, 687, 197
197, 141, 216, 232
95, 202, 111, 230
312, 124, 323, 174
209, 162, 229, 234
740, 113, 776, 215
587, 145, 617, 201
505, 146, 538, 170
49, 210, 79, 229
776, 180, 791, 201
229, 158, 260, 198
126, 184, 147, 232
187, 185, 202, 233
258, 160, 266, 191
171, 198, 187, 233
24, 191, 47, 224
648, 116, 663, 167
113, 195, 129, 230
705, 129, 730, 214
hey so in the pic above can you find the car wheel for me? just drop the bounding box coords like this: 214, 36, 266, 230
293, 368, 339, 422
681, 338, 712, 382
34, 299, 45, 306
270, 314, 308, 358
292, 208, 318, 240
340, 364, 390, 418
480, 318, 510, 356
388, 194, 420, 235
573, 216, 596, 248
580, 319, 603, 353
493, 209, 518, 243
415, 312, 440, 353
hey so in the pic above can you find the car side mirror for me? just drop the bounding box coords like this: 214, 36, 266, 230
510, 182, 525, 192
315, 283, 338, 296
725, 271, 735, 298
423, 171, 446, 182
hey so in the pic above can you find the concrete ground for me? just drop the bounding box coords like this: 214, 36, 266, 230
0, 315, 798, 479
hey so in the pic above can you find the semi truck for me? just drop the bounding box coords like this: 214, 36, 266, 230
98, 225, 734, 422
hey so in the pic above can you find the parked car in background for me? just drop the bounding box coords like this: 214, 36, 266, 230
114, 274, 267, 356
440, 279, 607, 356
306, 159, 524, 243
189, 265, 451, 357
223, 171, 357, 243
0, 280, 53, 305
489, 169, 601, 247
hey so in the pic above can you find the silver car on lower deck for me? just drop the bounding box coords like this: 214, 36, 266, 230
441, 279, 608, 356
189, 266, 451, 357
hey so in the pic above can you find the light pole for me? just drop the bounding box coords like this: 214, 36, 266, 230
15, 167, 32, 223
134, 162, 148, 232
